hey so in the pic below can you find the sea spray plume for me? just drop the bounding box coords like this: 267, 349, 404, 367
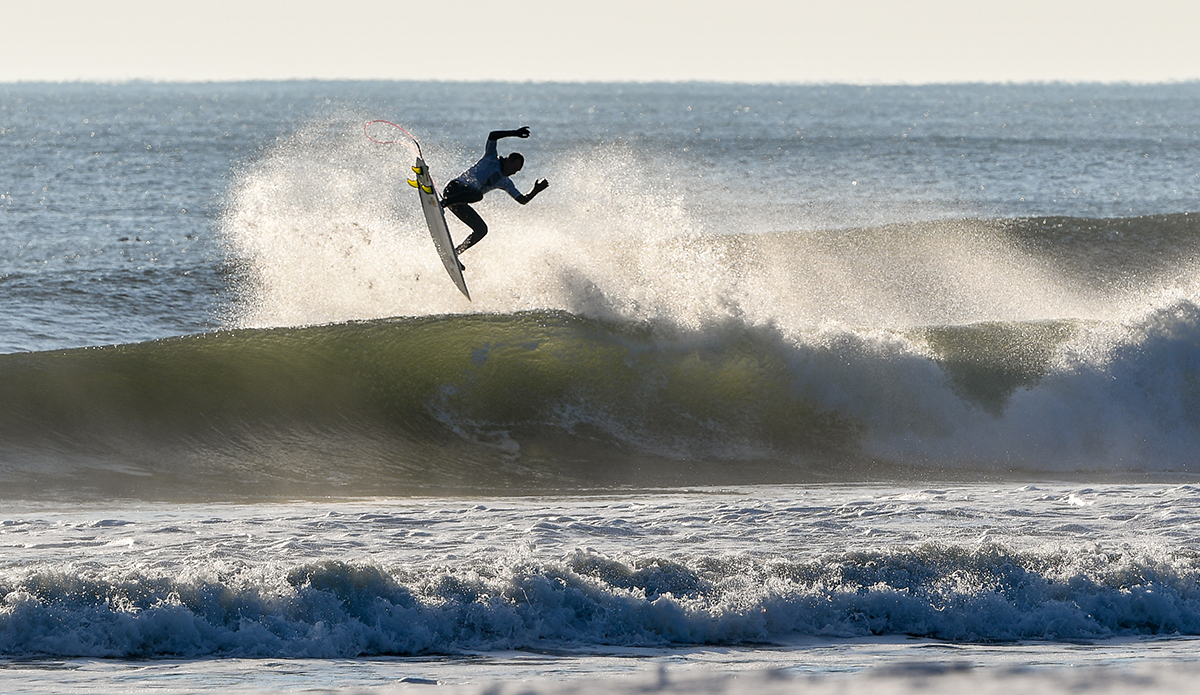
222, 115, 452, 328
222, 120, 1111, 336
222, 131, 719, 330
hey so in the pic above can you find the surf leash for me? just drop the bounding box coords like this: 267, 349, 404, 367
364, 119, 423, 158
365, 120, 442, 198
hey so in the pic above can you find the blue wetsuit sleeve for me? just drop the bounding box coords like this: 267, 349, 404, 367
502, 178, 522, 200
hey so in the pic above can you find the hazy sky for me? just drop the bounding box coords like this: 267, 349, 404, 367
2, 0, 1198, 83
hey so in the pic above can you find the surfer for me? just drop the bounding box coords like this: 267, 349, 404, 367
440, 126, 549, 259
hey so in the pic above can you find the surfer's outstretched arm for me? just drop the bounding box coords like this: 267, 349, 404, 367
514, 178, 550, 205
489, 126, 531, 141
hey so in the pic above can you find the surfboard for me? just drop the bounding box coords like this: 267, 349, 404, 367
409, 157, 470, 300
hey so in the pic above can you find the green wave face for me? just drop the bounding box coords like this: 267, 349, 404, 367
0, 312, 864, 499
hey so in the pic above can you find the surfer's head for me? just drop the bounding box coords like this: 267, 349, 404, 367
501, 152, 524, 176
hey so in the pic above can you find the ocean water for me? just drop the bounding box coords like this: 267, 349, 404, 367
3, 80, 1200, 692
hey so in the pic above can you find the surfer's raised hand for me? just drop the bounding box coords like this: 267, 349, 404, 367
488, 126, 531, 141
516, 178, 549, 205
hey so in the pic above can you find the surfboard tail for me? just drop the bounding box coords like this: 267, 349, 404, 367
411, 157, 470, 300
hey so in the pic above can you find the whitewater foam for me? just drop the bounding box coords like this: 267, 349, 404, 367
4, 486, 1200, 659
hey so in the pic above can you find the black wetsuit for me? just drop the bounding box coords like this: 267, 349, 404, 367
441, 134, 523, 255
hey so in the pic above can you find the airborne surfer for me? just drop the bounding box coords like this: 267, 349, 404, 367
439, 126, 549, 262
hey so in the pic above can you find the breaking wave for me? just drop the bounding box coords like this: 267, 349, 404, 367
3, 542, 1199, 657
3, 297, 1200, 499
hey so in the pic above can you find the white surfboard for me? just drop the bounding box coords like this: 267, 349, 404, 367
409, 157, 470, 300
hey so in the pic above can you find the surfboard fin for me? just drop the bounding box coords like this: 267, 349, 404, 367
421, 184, 433, 194
412, 165, 424, 175
407, 179, 419, 188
